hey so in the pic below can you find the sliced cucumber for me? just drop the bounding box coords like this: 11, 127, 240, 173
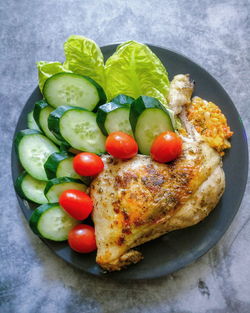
43, 72, 106, 111
48, 106, 106, 154
14, 130, 59, 181
97, 102, 132, 136
15, 171, 48, 204
27, 111, 40, 131
130, 96, 174, 155
57, 157, 81, 179
105, 107, 132, 135
44, 151, 68, 179
44, 177, 87, 203
44, 152, 80, 179
111, 94, 134, 105
44, 152, 92, 185
33, 100, 61, 145
29, 203, 79, 241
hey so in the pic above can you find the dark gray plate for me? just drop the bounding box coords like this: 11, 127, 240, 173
11, 44, 248, 280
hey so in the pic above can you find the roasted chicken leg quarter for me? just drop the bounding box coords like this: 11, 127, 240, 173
91, 75, 226, 271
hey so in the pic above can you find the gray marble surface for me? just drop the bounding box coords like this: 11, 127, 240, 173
0, 0, 249, 312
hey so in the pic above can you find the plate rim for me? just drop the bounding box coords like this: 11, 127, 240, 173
11, 43, 249, 280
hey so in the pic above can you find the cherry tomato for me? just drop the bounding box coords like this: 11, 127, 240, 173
73, 152, 104, 176
150, 131, 182, 163
68, 224, 97, 253
59, 189, 93, 220
105, 131, 138, 159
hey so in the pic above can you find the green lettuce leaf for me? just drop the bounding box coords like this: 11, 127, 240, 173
37, 61, 69, 92
165, 108, 182, 130
63, 35, 105, 88
105, 41, 170, 105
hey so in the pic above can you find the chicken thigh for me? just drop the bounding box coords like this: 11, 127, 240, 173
91, 75, 226, 271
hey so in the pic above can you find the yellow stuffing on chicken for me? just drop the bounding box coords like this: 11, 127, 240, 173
187, 97, 233, 155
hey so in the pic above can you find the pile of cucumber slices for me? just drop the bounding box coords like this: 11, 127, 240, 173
15, 72, 174, 242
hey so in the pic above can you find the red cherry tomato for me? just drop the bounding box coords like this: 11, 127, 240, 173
59, 189, 93, 220
150, 131, 182, 163
73, 152, 104, 176
105, 131, 138, 159
68, 224, 97, 253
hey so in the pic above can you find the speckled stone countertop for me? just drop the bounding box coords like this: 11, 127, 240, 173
1, 0, 249, 312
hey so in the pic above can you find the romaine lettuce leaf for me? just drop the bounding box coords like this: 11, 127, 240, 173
165, 108, 182, 130
105, 41, 170, 105
37, 61, 69, 92
63, 35, 105, 89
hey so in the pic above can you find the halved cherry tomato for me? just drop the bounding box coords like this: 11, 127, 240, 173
105, 131, 138, 159
68, 224, 97, 253
73, 152, 104, 176
59, 189, 93, 220
150, 131, 182, 163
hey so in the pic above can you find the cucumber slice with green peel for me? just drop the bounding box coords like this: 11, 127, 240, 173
48, 106, 106, 154
44, 152, 92, 185
27, 111, 40, 131
57, 158, 92, 185
44, 152, 79, 179
44, 177, 87, 203
135, 108, 173, 154
44, 151, 69, 179
15, 172, 48, 204
33, 100, 61, 145
56, 157, 81, 179
14, 130, 59, 181
29, 203, 79, 241
111, 94, 134, 105
97, 102, 132, 136
43, 72, 106, 111
105, 107, 132, 136
130, 96, 174, 155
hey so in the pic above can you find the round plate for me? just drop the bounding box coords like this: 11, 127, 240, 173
11, 44, 248, 280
